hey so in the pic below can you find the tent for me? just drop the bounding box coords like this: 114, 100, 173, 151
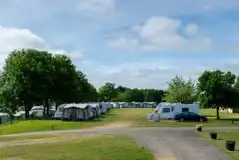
62, 103, 85, 121
54, 104, 67, 120
62, 103, 94, 121
99, 103, 108, 114
91, 103, 101, 117
111, 102, 120, 108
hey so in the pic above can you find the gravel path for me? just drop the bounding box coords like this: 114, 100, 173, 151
1, 127, 236, 160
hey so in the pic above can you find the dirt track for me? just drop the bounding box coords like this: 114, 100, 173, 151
1, 126, 236, 160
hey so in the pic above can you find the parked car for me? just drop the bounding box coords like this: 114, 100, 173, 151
175, 112, 208, 122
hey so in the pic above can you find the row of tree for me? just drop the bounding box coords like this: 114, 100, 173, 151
0, 49, 239, 120
98, 82, 165, 102
0, 49, 98, 119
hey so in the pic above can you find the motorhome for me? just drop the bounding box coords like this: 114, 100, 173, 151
155, 103, 199, 119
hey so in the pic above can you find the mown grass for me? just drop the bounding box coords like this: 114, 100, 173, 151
199, 130, 239, 160
0, 108, 239, 135
0, 134, 154, 160
0, 134, 61, 142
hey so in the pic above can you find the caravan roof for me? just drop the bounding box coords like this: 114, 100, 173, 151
64, 103, 91, 109
91, 103, 100, 108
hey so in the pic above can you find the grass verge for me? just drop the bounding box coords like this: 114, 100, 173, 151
0, 134, 62, 142
0, 134, 154, 160
199, 130, 239, 160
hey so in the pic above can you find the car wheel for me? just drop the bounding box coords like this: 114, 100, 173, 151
200, 118, 204, 122
180, 118, 184, 122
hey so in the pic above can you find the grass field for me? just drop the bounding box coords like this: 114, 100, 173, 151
0, 108, 239, 135
0, 134, 154, 160
0, 134, 61, 142
199, 130, 239, 160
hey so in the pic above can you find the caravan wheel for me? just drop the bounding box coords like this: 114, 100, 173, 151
180, 118, 184, 122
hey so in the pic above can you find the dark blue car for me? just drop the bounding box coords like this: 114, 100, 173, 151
175, 112, 208, 122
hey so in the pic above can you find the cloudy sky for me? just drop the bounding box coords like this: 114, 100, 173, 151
1, 0, 239, 89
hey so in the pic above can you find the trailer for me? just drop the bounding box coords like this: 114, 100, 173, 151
155, 103, 199, 119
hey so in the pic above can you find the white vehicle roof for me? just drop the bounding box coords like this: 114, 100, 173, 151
64, 103, 91, 109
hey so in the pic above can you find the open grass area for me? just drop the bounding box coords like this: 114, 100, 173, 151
0, 134, 61, 142
199, 130, 239, 160
0, 134, 154, 160
0, 108, 239, 135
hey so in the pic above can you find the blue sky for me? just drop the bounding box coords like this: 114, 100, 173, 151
1, 0, 239, 89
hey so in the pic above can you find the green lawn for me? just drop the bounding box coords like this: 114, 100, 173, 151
0, 134, 61, 142
0, 134, 154, 160
0, 108, 239, 135
199, 130, 239, 160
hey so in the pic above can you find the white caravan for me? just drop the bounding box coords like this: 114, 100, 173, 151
155, 103, 199, 119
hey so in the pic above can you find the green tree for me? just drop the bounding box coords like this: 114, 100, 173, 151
98, 82, 117, 101
2, 49, 94, 118
73, 71, 98, 102
163, 75, 196, 103
234, 77, 239, 89
197, 70, 236, 119
3, 49, 53, 118
50, 54, 79, 107
143, 89, 165, 103
0, 75, 19, 123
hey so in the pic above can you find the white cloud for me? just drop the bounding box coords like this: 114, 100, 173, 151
0, 25, 46, 53
0, 25, 84, 67
86, 59, 239, 89
109, 16, 212, 53
77, 0, 115, 15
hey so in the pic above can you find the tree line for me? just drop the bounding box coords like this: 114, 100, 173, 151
0, 49, 239, 120
98, 82, 165, 103
0, 49, 98, 119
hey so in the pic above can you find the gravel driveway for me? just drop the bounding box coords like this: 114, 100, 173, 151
120, 128, 232, 160
1, 127, 234, 160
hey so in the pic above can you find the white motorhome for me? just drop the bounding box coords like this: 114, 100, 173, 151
155, 103, 199, 119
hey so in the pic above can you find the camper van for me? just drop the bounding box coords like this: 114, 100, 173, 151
155, 103, 199, 119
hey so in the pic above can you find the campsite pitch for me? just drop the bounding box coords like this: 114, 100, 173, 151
0, 108, 239, 135
0, 134, 154, 160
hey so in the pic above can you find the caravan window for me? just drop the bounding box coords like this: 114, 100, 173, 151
182, 108, 189, 112
162, 108, 170, 113
171, 107, 175, 111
